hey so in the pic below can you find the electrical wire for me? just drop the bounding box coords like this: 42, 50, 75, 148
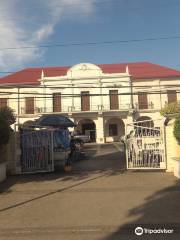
0, 91, 180, 101
1, 35, 180, 51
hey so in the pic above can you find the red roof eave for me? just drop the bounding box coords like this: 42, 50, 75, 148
0, 62, 180, 85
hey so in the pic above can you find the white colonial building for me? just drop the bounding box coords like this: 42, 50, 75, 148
0, 62, 180, 143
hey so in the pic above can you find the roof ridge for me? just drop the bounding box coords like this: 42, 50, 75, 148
1, 62, 180, 84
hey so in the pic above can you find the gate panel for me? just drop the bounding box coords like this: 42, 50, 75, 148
21, 130, 54, 173
126, 119, 166, 169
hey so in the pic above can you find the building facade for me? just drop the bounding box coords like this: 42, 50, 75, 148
0, 62, 180, 143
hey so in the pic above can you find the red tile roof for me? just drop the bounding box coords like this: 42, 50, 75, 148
0, 62, 180, 85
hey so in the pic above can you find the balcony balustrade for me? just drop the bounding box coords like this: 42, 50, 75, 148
20, 103, 131, 115
134, 102, 155, 110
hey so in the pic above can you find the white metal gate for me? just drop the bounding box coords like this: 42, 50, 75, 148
125, 119, 166, 169
20, 129, 54, 173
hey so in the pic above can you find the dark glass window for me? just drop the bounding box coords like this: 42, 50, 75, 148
109, 124, 118, 136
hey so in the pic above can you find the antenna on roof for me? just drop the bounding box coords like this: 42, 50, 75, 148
126, 65, 129, 74
41, 70, 44, 79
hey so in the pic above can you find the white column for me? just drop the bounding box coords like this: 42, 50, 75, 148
95, 115, 105, 143
125, 115, 134, 135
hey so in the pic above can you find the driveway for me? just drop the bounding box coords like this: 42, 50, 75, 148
0, 143, 180, 240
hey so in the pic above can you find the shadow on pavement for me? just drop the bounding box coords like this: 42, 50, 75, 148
0, 173, 110, 213
104, 179, 180, 240
0, 143, 126, 194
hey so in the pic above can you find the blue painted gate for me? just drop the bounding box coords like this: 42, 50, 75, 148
20, 129, 54, 173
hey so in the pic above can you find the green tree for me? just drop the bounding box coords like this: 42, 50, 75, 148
160, 102, 180, 116
0, 107, 16, 125
0, 116, 10, 146
0, 107, 16, 146
174, 114, 180, 145
161, 103, 180, 145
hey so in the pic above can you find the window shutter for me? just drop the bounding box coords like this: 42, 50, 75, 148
167, 90, 177, 103
0, 98, 7, 108
81, 91, 90, 111
25, 97, 34, 114
138, 93, 148, 109
53, 93, 61, 112
109, 90, 119, 110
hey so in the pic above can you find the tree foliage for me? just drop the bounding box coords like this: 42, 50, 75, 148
0, 116, 10, 146
0, 107, 16, 125
0, 107, 16, 146
160, 102, 180, 116
160, 103, 180, 144
174, 114, 180, 145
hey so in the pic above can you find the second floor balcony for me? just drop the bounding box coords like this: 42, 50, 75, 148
20, 101, 162, 115
134, 102, 156, 110
20, 103, 131, 115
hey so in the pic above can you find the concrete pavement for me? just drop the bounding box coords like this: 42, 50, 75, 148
0, 143, 180, 240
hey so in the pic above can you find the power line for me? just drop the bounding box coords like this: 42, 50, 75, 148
0, 84, 180, 92
0, 84, 180, 90
0, 91, 180, 100
1, 35, 180, 51
1, 82, 180, 88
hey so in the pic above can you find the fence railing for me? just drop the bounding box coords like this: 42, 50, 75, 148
20, 104, 131, 115
134, 102, 155, 110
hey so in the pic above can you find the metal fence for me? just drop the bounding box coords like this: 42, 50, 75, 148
126, 119, 166, 169
20, 129, 54, 173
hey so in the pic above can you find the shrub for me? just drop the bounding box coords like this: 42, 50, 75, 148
160, 102, 180, 116
160, 103, 180, 144
174, 114, 180, 145
0, 107, 16, 147
0, 116, 10, 146
0, 107, 16, 125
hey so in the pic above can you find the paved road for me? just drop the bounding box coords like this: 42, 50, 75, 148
0, 143, 180, 240
73, 142, 126, 173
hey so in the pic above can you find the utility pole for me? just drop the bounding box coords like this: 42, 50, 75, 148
130, 77, 134, 110
126, 66, 134, 110
159, 80, 162, 109
41, 70, 46, 113
17, 87, 20, 126
71, 70, 74, 111
99, 78, 103, 110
